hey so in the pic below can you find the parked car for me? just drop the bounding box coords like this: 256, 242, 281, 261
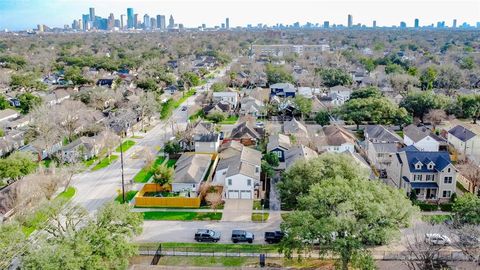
181, 106, 187, 111
264, 231, 284, 244
231, 230, 254, 243
425, 234, 451, 245
194, 229, 221, 242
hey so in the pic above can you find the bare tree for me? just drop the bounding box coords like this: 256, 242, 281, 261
403, 225, 450, 270
138, 91, 158, 132
456, 161, 480, 195
424, 109, 447, 130
29, 104, 62, 157
56, 100, 93, 142
449, 225, 480, 264
205, 192, 223, 213
58, 163, 85, 192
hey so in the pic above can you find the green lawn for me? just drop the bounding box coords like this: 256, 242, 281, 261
173, 89, 196, 108
131, 135, 144, 139
92, 155, 118, 171
253, 200, 262, 210
82, 157, 97, 167
219, 115, 239, 124
166, 159, 177, 168
115, 190, 138, 204
252, 213, 269, 222
138, 242, 279, 253
161, 89, 196, 120
41, 159, 52, 168
421, 214, 453, 224
156, 256, 255, 267
142, 211, 222, 221
133, 156, 166, 183
22, 187, 76, 236
116, 140, 136, 152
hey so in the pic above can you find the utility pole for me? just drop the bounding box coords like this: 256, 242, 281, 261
120, 133, 126, 204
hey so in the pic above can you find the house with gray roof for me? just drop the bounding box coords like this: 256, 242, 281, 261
213, 141, 261, 199
267, 133, 291, 169
239, 97, 265, 117
447, 125, 480, 157
270, 83, 296, 98
364, 125, 404, 170
285, 144, 318, 169
172, 153, 213, 194
194, 133, 221, 153
403, 124, 447, 152
386, 146, 456, 201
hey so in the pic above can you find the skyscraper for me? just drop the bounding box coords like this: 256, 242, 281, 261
89, 8, 95, 23
151, 18, 157, 30
373, 20, 377, 28
400, 21, 407, 28
121, 14, 126, 29
226, 18, 230, 29
127, 8, 134, 29
143, 14, 150, 29
82, 14, 90, 30
169, 15, 175, 28
453, 19, 457, 28
347, 14, 353, 28
134, 14, 139, 28
158, 15, 166, 29
414, 18, 419, 28
323, 21, 330, 28
108, 13, 115, 30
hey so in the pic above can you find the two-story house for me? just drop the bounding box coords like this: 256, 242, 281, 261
270, 83, 296, 98
266, 133, 292, 169
329, 85, 352, 106
387, 146, 457, 201
316, 125, 356, 153
212, 92, 239, 109
403, 124, 447, 152
194, 133, 221, 153
212, 141, 261, 199
447, 125, 480, 158
364, 125, 403, 170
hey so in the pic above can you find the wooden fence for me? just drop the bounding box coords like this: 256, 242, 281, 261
135, 183, 201, 208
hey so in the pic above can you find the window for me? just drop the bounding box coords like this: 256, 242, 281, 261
428, 163, 434, 169
447, 168, 451, 173
333, 146, 339, 151
413, 174, 422, 181
228, 179, 232, 186
443, 190, 452, 198
415, 163, 422, 170
247, 179, 251, 186
425, 174, 435, 181
222, 171, 226, 175
274, 151, 282, 158
255, 166, 259, 173
444, 177, 453, 184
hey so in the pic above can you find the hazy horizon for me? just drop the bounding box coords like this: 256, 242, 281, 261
0, 0, 479, 30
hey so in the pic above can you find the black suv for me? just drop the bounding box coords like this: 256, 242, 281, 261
231, 230, 254, 243
194, 229, 221, 242
264, 231, 284, 244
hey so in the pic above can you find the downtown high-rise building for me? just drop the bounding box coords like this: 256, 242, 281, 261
127, 8, 134, 29
452, 19, 457, 28
400, 21, 407, 28
150, 17, 157, 29
121, 14, 126, 29
414, 18, 419, 28
373, 20, 377, 28
107, 13, 115, 30
143, 14, 150, 29
82, 14, 90, 30
169, 15, 175, 28
156, 15, 166, 29
347, 14, 353, 27
226, 18, 230, 29
134, 14, 139, 28
89, 7, 95, 23
323, 21, 330, 28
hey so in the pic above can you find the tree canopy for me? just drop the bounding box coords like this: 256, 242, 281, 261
316, 67, 353, 87
266, 64, 294, 84
349, 86, 382, 100
0, 152, 37, 182
452, 194, 480, 225
17, 92, 42, 114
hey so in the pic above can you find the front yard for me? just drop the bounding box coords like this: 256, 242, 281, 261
133, 156, 166, 183
142, 211, 222, 221
115, 140, 136, 152
251, 213, 269, 222
91, 155, 118, 171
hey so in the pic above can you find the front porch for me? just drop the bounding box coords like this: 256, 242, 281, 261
410, 182, 439, 200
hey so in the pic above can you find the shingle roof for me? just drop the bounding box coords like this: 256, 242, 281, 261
283, 118, 308, 137
322, 125, 356, 146
285, 144, 318, 168
365, 125, 402, 143
403, 148, 452, 173
174, 154, 212, 184
448, 125, 476, 142
194, 133, 219, 142
230, 121, 262, 140
216, 142, 261, 180
267, 134, 291, 152
404, 124, 446, 143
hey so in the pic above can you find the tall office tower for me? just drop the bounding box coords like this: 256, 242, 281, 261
82, 14, 90, 30
108, 13, 115, 30
114, 20, 120, 28
221, 23, 225, 29
89, 7, 95, 26
348, 14, 353, 27
72, 20, 79, 30
134, 14, 139, 28
156, 15, 162, 28
202, 23, 206, 29
79, 19, 83, 30
323, 21, 330, 28
414, 18, 419, 28
150, 18, 157, 29
169, 15, 175, 28
121, 14, 126, 29
226, 18, 230, 29
158, 15, 166, 29
452, 19, 457, 28
400, 21, 406, 28
127, 8, 134, 29
143, 14, 150, 29
373, 20, 377, 28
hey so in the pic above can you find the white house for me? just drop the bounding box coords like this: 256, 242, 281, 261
172, 153, 213, 193
212, 92, 239, 108
316, 125, 356, 153
328, 85, 352, 106
194, 133, 221, 153
239, 97, 265, 117
403, 125, 446, 152
213, 141, 261, 199
447, 125, 480, 158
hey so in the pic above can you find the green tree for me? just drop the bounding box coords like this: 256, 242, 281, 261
163, 141, 181, 155
63, 66, 90, 86
385, 63, 405, 74
400, 91, 450, 122
459, 56, 475, 70
181, 72, 201, 88
278, 154, 363, 210
206, 112, 226, 123
153, 165, 174, 186
137, 78, 159, 92
0, 54, 27, 70
265, 64, 295, 84
314, 110, 331, 126
316, 67, 353, 87
22, 202, 143, 270
210, 82, 227, 92
360, 57, 377, 73
0, 94, 10, 110
456, 94, 480, 123
452, 194, 480, 225
10, 73, 47, 91
349, 86, 382, 100
17, 92, 42, 114
0, 152, 37, 181
263, 152, 280, 167
0, 222, 26, 267
280, 173, 416, 270
420, 67, 437, 90
261, 160, 275, 178
293, 95, 313, 120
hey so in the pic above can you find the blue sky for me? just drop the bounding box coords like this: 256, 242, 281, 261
0, 0, 479, 30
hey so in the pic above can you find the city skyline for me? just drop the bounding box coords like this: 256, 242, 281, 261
0, 0, 479, 31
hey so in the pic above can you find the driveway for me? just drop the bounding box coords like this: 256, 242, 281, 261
221, 199, 253, 222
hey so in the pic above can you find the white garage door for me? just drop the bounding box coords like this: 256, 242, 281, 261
240, 190, 252, 199
228, 190, 239, 199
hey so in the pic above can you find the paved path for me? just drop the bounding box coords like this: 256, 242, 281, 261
221, 199, 253, 222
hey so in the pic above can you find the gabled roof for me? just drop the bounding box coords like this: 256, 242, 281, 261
174, 153, 212, 184
364, 125, 402, 143
267, 134, 291, 152
230, 121, 263, 140
285, 145, 318, 168
322, 125, 356, 146
329, 85, 352, 93
402, 148, 452, 173
194, 133, 219, 142
283, 118, 308, 137
203, 101, 232, 114
270, 83, 295, 90
216, 141, 261, 180
448, 125, 476, 142
404, 124, 445, 143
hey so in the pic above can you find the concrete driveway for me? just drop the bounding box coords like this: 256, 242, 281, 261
221, 199, 253, 222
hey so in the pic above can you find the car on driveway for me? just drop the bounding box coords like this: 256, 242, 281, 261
425, 234, 451, 245
231, 230, 254, 243
194, 229, 221, 242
